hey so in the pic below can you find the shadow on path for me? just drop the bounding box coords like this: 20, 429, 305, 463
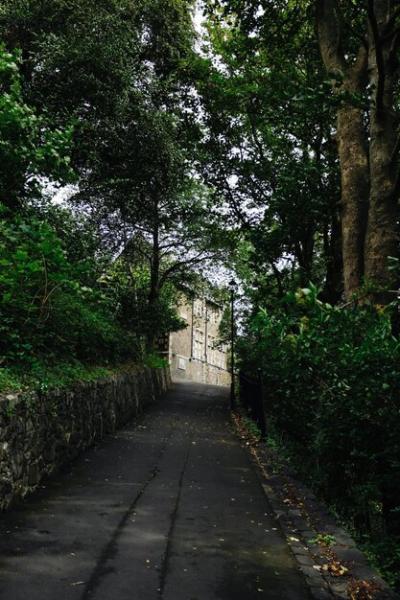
0, 381, 310, 600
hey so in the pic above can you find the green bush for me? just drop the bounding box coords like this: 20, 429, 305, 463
238, 286, 400, 588
0, 207, 136, 368
144, 353, 169, 369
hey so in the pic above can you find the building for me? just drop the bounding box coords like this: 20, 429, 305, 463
169, 294, 231, 387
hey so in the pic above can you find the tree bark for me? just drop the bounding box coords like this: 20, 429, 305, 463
295, 225, 315, 287
149, 228, 160, 306
316, 0, 370, 299
336, 99, 369, 296
364, 0, 400, 303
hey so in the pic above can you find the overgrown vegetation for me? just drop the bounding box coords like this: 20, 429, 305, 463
1, 0, 400, 591
237, 287, 400, 588
198, 1, 400, 589
0, 7, 202, 392
0, 208, 133, 363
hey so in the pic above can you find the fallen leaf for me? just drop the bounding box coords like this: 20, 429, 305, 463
321, 561, 349, 577
348, 578, 382, 600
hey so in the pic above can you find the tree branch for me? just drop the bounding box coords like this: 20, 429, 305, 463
315, 0, 346, 75
381, 4, 400, 39
159, 252, 216, 287
222, 177, 252, 231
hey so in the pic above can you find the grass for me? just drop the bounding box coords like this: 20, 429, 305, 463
0, 361, 121, 395
0, 367, 24, 393
0, 352, 168, 396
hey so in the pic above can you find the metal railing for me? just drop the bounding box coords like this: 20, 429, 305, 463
238, 370, 267, 438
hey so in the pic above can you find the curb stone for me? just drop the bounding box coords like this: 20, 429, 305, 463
232, 413, 399, 600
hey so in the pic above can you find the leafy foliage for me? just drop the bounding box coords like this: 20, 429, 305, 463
196, 0, 341, 301
0, 0, 200, 375
0, 201, 188, 392
1, 0, 399, 589
0, 206, 135, 367
103, 258, 186, 344
238, 287, 400, 588
0, 45, 74, 209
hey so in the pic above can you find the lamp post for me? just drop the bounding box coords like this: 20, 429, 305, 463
228, 278, 236, 411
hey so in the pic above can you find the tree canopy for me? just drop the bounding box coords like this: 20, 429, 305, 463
1, 0, 400, 589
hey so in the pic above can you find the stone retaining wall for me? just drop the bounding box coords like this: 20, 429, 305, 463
0, 365, 170, 510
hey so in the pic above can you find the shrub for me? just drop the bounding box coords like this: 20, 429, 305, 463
0, 207, 135, 367
238, 286, 400, 587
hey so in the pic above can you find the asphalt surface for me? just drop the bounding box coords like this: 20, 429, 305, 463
0, 381, 310, 600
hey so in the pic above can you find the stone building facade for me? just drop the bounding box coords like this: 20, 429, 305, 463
169, 294, 230, 387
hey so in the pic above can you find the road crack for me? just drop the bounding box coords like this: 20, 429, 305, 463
157, 444, 191, 598
80, 436, 170, 599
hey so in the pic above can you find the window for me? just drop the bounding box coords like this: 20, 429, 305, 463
207, 306, 220, 324
194, 299, 203, 317
178, 358, 187, 370
193, 329, 204, 360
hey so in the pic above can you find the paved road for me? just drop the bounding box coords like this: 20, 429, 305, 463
0, 382, 310, 600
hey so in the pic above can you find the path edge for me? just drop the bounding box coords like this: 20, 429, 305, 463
232, 412, 399, 600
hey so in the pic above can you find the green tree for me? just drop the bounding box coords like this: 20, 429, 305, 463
0, 45, 73, 210
206, 0, 400, 303
1, 0, 213, 350
197, 0, 342, 305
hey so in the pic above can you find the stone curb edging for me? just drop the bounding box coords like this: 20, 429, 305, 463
232, 413, 399, 600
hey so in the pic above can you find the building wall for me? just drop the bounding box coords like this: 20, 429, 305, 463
169, 295, 231, 387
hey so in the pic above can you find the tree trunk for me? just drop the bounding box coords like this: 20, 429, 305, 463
295, 225, 315, 287
364, 115, 398, 302
148, 238, 160, 306
316, 0, 370, 300
364, 0, 400, 303
336, 102, 369, 297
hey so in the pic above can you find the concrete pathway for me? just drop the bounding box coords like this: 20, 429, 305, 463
0, 382, 310, 600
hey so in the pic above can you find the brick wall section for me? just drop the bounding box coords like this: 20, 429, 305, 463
0, 366, 170, 510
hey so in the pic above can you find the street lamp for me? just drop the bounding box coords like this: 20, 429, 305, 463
228, 278, 237, 411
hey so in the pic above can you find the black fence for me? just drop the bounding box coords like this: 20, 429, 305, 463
238, 370, 267, 438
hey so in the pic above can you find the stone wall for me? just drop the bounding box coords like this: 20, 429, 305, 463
0, 365, 170, 510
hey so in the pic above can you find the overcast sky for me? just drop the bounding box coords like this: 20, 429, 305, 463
194, 2, 205, 33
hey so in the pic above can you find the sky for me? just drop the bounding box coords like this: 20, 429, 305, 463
194, 2, 206, 34
194, 11, 203, 32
